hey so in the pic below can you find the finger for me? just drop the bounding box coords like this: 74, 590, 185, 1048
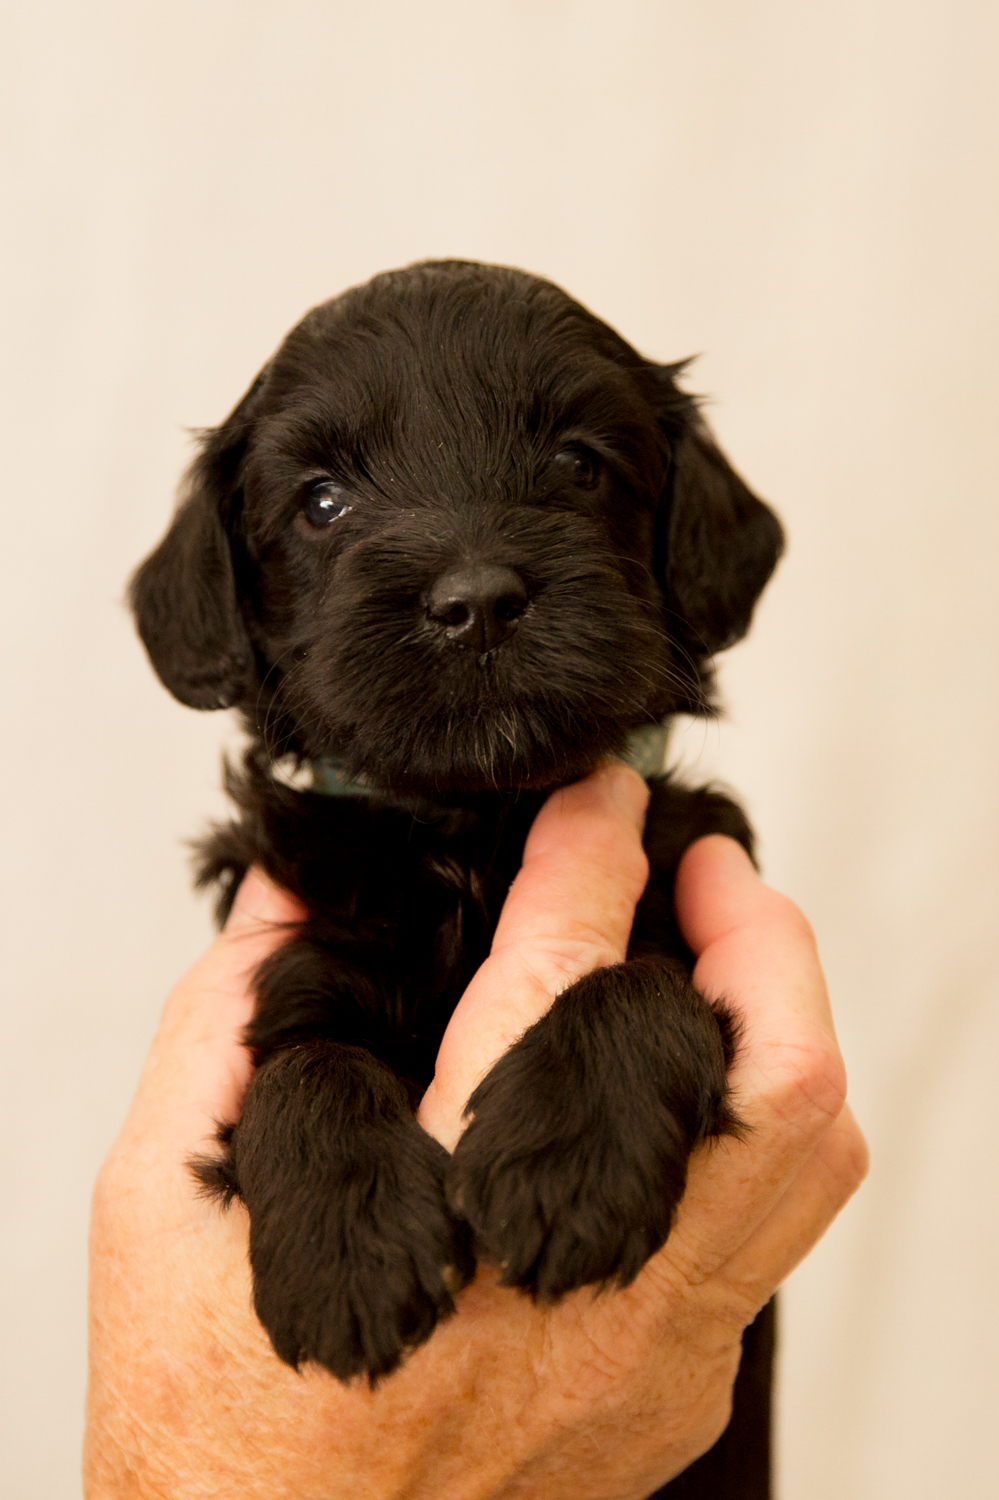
664, 837, 848, 1279
713, 1104, 869, 1310
494, 761, 651, 979
419, 762, 649, 1149
676, 835, 837, 1037
114, 869, 304, 1161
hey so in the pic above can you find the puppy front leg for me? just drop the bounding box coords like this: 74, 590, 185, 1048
195, 1039, 474, 1382
445, 957, 737, 1299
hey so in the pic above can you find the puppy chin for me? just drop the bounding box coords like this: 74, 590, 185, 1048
326, 715, 635, 798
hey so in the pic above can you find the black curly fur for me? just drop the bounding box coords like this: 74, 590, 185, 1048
132, 261, 782, 1494
448, 956, 742, 1300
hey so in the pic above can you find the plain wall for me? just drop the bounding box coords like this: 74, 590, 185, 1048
2, 2, 997, 1495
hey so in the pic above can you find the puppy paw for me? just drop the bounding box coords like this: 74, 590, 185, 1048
202, 1043, 474, 1382
249, 1132, 473, 1383
446, 958, 737, 1300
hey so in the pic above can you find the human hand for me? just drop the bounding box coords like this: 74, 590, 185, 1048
85, 764, 866, 1499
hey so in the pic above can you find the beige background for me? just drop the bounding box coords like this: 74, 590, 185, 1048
2, 2, 997, 1495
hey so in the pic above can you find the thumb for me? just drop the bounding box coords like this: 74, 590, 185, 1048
419, 763, 649, 1150
223, 865, 306, 939
116, 869, 304, 1161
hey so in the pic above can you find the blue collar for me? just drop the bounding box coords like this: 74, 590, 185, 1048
306, 722, 671, 798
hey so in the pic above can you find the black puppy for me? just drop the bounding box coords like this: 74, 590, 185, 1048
132, 261, 783, 1494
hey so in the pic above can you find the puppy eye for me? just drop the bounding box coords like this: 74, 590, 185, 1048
302, 481, 353, 528
552, 447, 601, 490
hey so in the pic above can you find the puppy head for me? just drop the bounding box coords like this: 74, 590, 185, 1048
132, 262, 783, 794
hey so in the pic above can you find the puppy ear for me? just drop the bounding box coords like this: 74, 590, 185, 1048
662, 423, 784, 657
130, 371, 267, 710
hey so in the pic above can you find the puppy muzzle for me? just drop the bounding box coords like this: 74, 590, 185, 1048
425, 564, 528, 655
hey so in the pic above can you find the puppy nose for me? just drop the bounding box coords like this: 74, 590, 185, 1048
426, 564, 528, 653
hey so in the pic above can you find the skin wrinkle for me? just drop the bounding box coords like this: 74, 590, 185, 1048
748, 1043, 848, 1138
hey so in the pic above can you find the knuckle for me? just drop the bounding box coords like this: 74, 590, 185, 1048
695, 1390, 737, 1459
531, 935, 620, 991
847, 1127, 871, 1188
829, 1117, 870, 1198
765, 889, 817, 950
89, 1156, 122, 1235
90, 1138, 145, 1234
764, 1036, 848, 1137
627, 841, 651, 896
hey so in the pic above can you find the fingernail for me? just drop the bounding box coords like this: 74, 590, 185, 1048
701, 834, 759, 881
224, 868, 277, 931
600, 761, 651, 830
